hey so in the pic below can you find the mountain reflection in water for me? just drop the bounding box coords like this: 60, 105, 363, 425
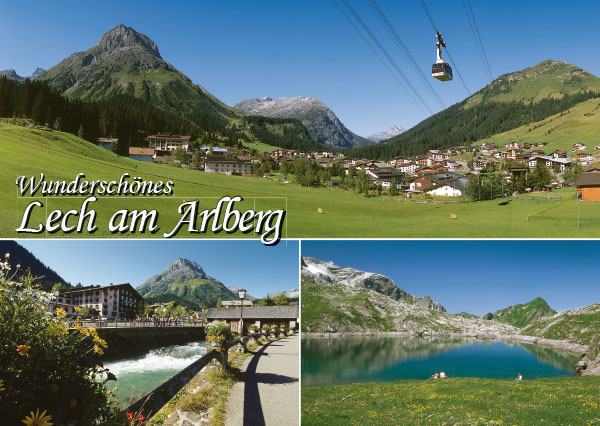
301, 336, 579, 388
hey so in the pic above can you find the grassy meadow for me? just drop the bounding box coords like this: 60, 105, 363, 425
1, 122, 600, 238
474, 97, 600, 156
302, 377, 600, 426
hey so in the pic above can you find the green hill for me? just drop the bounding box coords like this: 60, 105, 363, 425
484, 297, 557, 328
136, 258, 235, 310
346, 60, 600, 159
35, 24, 322, 152
466, 60, 600, 106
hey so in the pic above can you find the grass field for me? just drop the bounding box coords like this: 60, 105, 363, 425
302, 377, 600, 426
1, 123, 600, 238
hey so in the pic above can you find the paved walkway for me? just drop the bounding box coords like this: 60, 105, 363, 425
225, 334, 299, 426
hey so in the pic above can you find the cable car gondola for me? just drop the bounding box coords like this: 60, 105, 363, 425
432, 31, 453, 81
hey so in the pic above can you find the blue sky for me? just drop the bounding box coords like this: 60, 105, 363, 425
1, 0, 598, 136
17, 240, 299, 298
302, 240, 599, 315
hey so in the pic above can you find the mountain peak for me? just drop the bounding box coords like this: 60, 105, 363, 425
31, 67, 46, 79
165, 258, 206, 276
367, 125, 406, 142
98, 24, 161, 58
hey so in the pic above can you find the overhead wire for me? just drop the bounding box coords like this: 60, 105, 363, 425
420, 0, 471, 96
463, 0, 493, 82
367, 0, 446, 110
330, 0, 429, 116
333, 0, 434, 115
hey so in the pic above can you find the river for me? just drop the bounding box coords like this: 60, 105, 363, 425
103, 341, 207, 406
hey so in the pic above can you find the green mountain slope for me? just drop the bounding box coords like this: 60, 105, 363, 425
39, 24, 235, 127
484, 297, 557, 328
347, 60, 600, 159
521, 304, 600, 374
474, 96, 600, 159
136, 258, 235, 310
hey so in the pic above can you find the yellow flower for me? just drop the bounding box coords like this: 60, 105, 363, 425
18, 325, 25, 332
0, 378, 5, 392
46, 324, 62, 337
73, 323, 90, 337
74, 306, 81, 312
93, 335, 108, 349
21, 409, 53, 426
93, 344, 104, 356
55, 308, 66, 319
16, 344, 30, 357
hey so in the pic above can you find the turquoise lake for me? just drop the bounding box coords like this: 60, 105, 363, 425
103, 341, 207, 407
301, 336, 580, 388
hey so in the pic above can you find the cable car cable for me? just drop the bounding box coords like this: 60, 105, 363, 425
463, 0, 493, 82
338, 0, 434, 115
367, 0, 446, 110
331, 0, 429, 115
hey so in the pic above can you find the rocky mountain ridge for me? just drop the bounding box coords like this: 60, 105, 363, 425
234, 96, 371, 148
367, 125, 406, 142
302, 257, 445, 311
0, 67, 46, 81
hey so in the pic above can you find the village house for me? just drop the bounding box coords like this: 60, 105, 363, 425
530, 149, 545, 158
206, 305, 299, 334
366, 168, 405, 188
528, 156, 572, 172
95, 137, 117, 150
60, 283, 143, 320
409, 172, 466, 197
46, 293, 77, 317
481, 142, 497, 151
577, 152, 593, 164
128, 147, 155, 162
399, 162, 419, 174
147, 134, 191, 151
551, 149, 568, 159
204, 157, 252, 175
504, 141, 522, 150
506, 148, 524, 159
572, 142, 587, 152
576, 172, 600, 201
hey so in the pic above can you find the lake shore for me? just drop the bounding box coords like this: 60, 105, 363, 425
302, 332, 598, 376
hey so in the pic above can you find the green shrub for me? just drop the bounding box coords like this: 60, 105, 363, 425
0, 254, 119, 425
206, 321, 233, 351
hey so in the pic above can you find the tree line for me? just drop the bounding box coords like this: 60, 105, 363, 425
345, 90, 600, 160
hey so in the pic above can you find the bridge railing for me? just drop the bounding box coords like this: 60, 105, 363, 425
69, 319, 206, 329
125, 328, 297, 420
